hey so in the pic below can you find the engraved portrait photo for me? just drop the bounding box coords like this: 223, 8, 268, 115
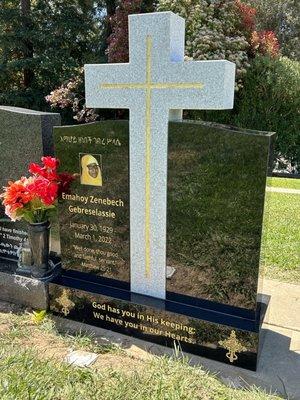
80, 153, 102, 187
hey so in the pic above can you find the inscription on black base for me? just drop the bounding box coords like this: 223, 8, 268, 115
50, 271, 261, 371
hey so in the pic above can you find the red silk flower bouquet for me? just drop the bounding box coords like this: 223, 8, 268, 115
1, 156, 74, 223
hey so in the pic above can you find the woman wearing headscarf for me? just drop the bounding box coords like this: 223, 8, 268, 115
80, 154, 102, 186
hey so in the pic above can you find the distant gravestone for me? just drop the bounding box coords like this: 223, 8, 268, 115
0, 106, 60, 262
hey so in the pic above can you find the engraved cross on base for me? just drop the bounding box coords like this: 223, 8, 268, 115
85, 12, 236, 299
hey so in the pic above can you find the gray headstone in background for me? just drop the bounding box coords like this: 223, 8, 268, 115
0, 106, 61, 262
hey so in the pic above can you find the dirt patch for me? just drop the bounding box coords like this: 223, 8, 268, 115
166, 262, 256, 309
21, 329, 70, 360
0, 324, 9, 334
1, 320, 144, 372
0, 302, 146, 374
93, 353, 144, 372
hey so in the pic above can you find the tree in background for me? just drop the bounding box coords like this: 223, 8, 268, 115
250, 30, 279, 58
245, 0, 300, 60
43, 0, 299, 167
46, 0, 254, 121
0, 0, 103, 111
20, 0, 34, 88
233, 56, 300, 166
106, 0, 142, 63
99, 0, 118, 61
199, 55, 300, 167
106, 0, 156, 62
157, 0, 280, 89
157, 0, 251, 90
46, 0, 156, 121
140, 0, 156, 13
156, 0, 300, 167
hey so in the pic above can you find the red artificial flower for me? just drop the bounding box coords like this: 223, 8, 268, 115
1, 178, 32, 207
42, 156, 59, 170
29, 157, 59, 181
57, 172, 76, 196
1, 177, 33, 220
1, 157, 74, 223
29, 162, 45, 176
27, 176, 58, 206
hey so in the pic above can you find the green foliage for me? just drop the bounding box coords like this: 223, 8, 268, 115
140, 0, 156, 13
157, 0, 251, 89
199, 56, 300, 165
106, 0, 142, 63
246, 0, 300, 60
0, 0, 103, 110
0, 347, 280, 400
233, 56, 300, 164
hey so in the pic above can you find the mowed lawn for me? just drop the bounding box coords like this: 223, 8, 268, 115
0, 310, 280, 400
263, 178, 300, 283
267, 177, 300, 190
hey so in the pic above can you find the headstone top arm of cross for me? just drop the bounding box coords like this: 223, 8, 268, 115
128, 11, 185, 64
85, 11, 236, 111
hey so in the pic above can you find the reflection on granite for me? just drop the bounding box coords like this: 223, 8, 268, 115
167, 121, 275, 310
49, 118, 274, 371
53, 119, 274, 313
50, 282, 259, 370
0, 259, 18, 273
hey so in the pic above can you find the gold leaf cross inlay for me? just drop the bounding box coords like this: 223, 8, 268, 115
56, 289, 75, 317
100, 35, 204, 279
219, 331, 247, 363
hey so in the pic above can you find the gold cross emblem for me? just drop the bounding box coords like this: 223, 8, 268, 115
219, 330, 247, 363
100, 36, 204, 279
56, 289, 75, 317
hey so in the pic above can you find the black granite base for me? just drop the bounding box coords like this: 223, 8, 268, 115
50, 269, 267, 371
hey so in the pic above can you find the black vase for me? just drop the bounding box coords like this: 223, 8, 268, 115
28, 221, 51, 279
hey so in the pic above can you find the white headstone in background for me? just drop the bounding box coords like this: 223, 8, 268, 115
85, 12, 236, 299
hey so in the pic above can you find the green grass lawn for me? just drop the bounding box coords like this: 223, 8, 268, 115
267, 177, 300, 190
0, 311, 280, 400
262, 178, 300, 283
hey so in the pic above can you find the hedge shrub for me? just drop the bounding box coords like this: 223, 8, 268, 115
199, 56, 300, 165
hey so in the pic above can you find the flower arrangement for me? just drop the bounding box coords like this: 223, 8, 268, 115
1, 157, 74, 223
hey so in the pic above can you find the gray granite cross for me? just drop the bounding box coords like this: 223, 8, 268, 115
85, 11, 235, 299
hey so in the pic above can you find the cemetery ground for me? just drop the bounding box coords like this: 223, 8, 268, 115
0, 177, 298, 399
264, 177, 300, 284
0, 303, 282, 400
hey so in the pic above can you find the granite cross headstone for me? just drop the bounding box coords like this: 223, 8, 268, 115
50, 11, 275, 371
85, 11, 236, 299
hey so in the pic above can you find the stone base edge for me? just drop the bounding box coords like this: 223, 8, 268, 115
0, 268, 49, 310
